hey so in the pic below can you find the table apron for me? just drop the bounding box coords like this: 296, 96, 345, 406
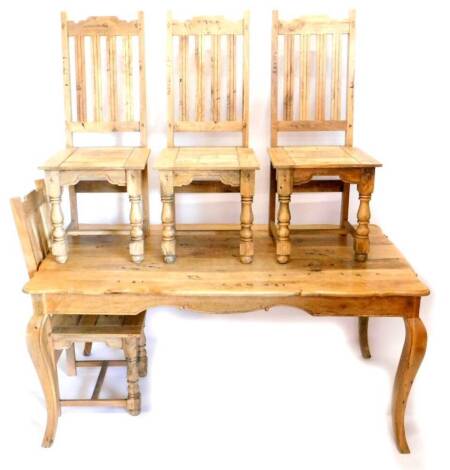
40, 294, 421, 317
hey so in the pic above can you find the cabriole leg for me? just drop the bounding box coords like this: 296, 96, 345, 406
392, 316, 427, 453
27, 296, 60, 447
358, 317, 371, 359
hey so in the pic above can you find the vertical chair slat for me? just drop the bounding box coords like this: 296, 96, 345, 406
107, 36, 117, 122
315, 34, 326, 120
211, 35, 220, 122
92, 35, 102, 122
195, 35, 203, 121
179, 36, 188, 121
283, 35, 294, 121
123, 35, 133, 122
300, 34, 309, 120
331, 33, 341, 120
227, 35, 236, 121
75, 36, 86, 122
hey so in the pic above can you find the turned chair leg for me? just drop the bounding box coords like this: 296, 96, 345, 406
127, 171, 144, 264
276, 169, 293, 264
68, 185, 79, 231
142, 166, 150, 237
160, 171, 176, 263
123, 337, 141, 416
137, 331, 148, 378
392, 317, 427, 453
45, 171, 68, 264
268, 165, 277, 238
65, 344, 77, 376
358, 317, 371, 359
83, 342, 93, 356
240, 170, 255, 264
354, 169, 375, 262
340, 183, 350, 232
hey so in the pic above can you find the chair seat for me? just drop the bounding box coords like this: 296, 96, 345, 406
155, 147, 259, 171
51, 312, 146, 338
40, 147, 150, 171
268, 146, 381, 169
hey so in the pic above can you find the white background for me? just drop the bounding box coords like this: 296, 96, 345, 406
0, 0, 449, 469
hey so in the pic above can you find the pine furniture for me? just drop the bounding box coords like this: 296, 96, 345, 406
11, 181, 147, 446
155, 13, 259, 263
40, 12, 150, 264
268, 10, 382, 263
23, 225, 428, 452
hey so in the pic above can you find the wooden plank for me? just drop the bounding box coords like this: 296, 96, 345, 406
195, 35, 204, 121
68, 18, 139, 36
172, 18, 243, 35
293, 180, 344, 192
125, 147, 150, 169
91, 34, 102, 121
123, 35, 133, 121
179, 35, 188, 121
24, 226, 430, 299
75, 35, 87, 122
237, 147, 259, 169
227, 35, 236, 120
61, 399, 126, 408
61, 12, 73, 145
40, 148, 76, 170
279, 19, 351, 35
68, 223, 130, 236
300, 34, 310, 120
331, 32, 341, 120
91, 362, 108, 399
211, 35, 220, 122
68, 121, 140, 132
175, 181, 240, 193
76, 360, 127, 367
75, 181, 126, 193
107, 36, 117, 122
315, 34, 326, 120
10, 197, 39, 276
174, 120, 243, 131
277, 120, 346, 131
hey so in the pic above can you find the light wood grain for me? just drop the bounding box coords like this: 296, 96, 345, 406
24, 226, 429, 299
43, 12, 150, 263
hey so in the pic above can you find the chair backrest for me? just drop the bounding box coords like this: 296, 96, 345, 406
10, 181, 52, 278
271, 10, 355, 147
61, 12, 147, 147
167, 12, 250, 147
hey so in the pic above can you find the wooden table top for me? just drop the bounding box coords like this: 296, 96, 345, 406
24, 225, 429, 299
